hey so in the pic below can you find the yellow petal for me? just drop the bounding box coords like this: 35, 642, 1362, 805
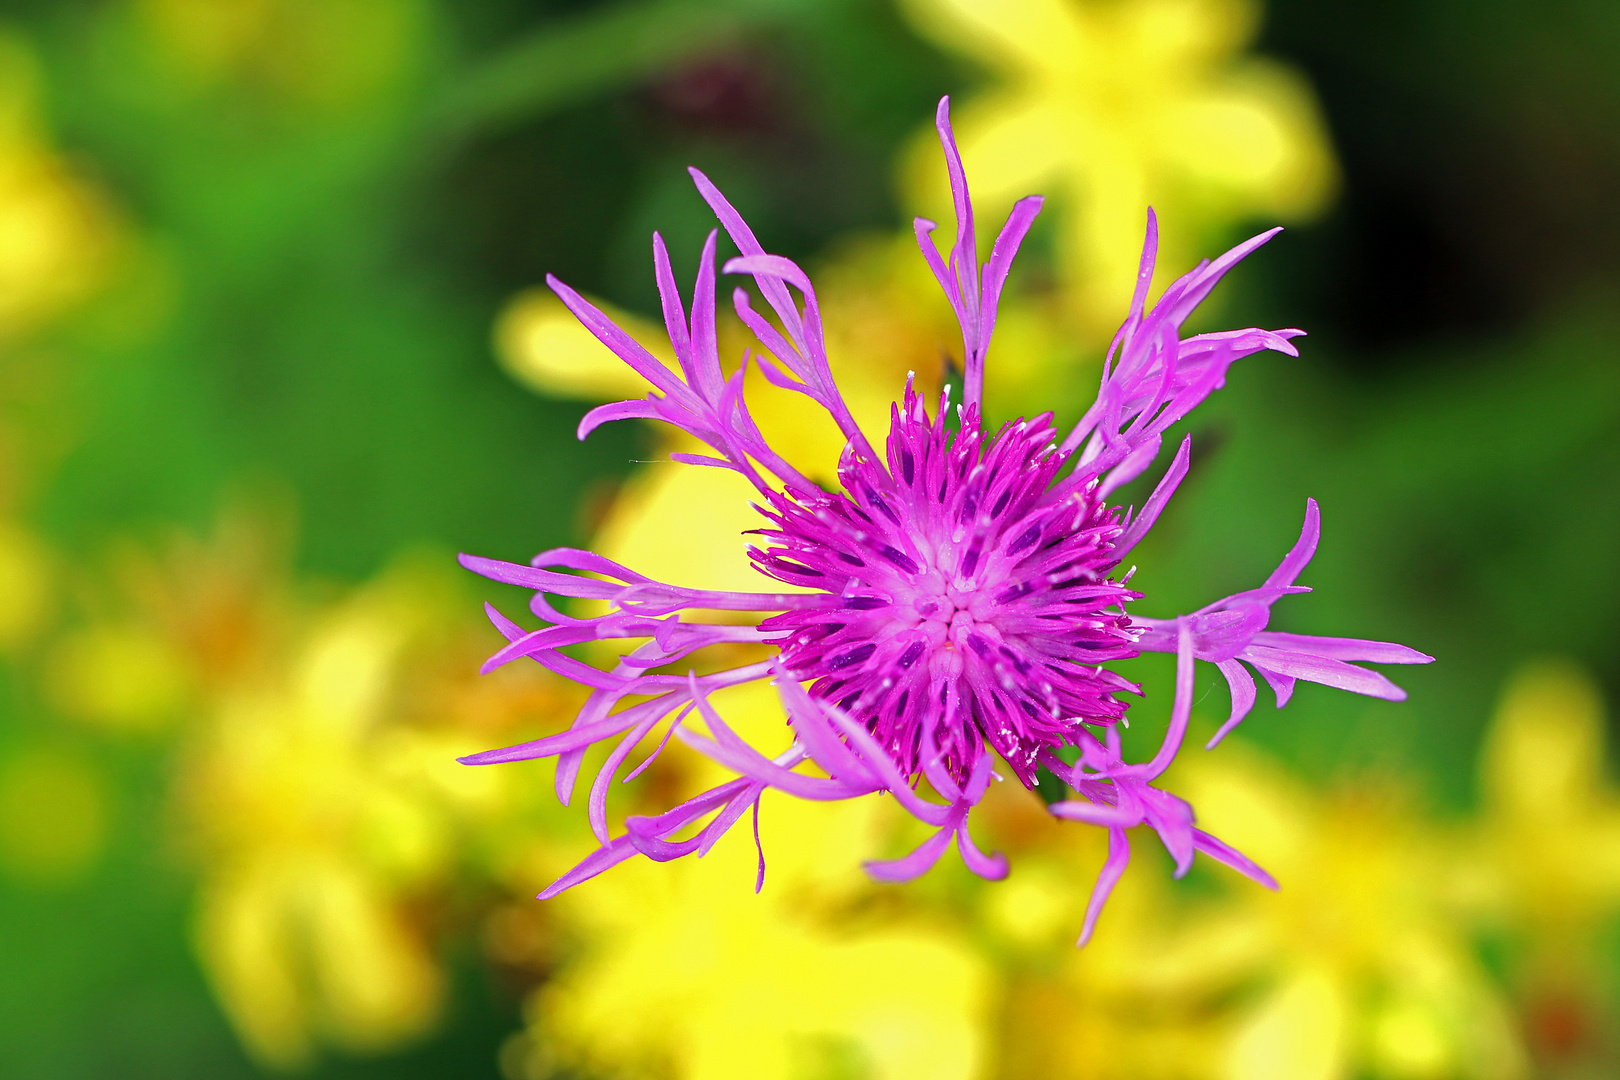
1481, 658, 1607, 820
193, 859, 314, 1069
899, 0, 1086, 77
1223, 965, 1347, 1080
303, 859, 443, 1052
592, 454, 783, 596
497, 287, 670, 402
1162, 62, 1339, 216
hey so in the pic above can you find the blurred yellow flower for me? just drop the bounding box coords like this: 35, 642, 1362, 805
507, 688, 993, 1080
0, 519, 53, 649
1468, 659, 1620, 1071
0, 30, 121, 342
1155, 748, 1522, 1080
977, 745, 1525, 1080
899, 0, 1337, 330
183, 571, 452, 1066
498, 288, 671, 405
1474, 659, 1620, 950
60, 503, 577, 1068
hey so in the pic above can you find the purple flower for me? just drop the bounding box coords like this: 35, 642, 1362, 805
460, 98, 1432, 943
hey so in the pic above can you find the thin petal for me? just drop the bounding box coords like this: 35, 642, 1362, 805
1265, 498, 1320, 590
1252, 631, 1434, 665
863, 818, 960, 883
1077, 828, 1132, 947
688, 166, 801, 342
1207, 659, 1258, 748
1243, 644, 1409, 701
1192, 828, 1279, 890
956, 819, 1009, 881
1114, 434, 1191, 558
536, 835, 640, 899
1145, 617, 1196, 778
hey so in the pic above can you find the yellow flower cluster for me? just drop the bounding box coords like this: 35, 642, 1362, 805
38, 504, 582, 1068
900, 0, 1336, 333
0, 26, 122, 893
0, 31, 122, 345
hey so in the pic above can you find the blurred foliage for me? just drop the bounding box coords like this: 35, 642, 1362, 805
0, 0, 1615, 1079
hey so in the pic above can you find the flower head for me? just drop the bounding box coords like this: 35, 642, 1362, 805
460, 97, 1431, 943
759, 383, 1137, 791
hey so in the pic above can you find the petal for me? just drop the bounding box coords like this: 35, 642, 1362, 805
1077, 827, 1131, 947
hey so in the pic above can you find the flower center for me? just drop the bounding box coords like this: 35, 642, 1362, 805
752, 388, 1140, 787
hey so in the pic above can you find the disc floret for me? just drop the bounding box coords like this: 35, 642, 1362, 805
759, 383, 1138, 789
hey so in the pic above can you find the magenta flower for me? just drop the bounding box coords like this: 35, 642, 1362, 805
460, 98, 1432, 943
